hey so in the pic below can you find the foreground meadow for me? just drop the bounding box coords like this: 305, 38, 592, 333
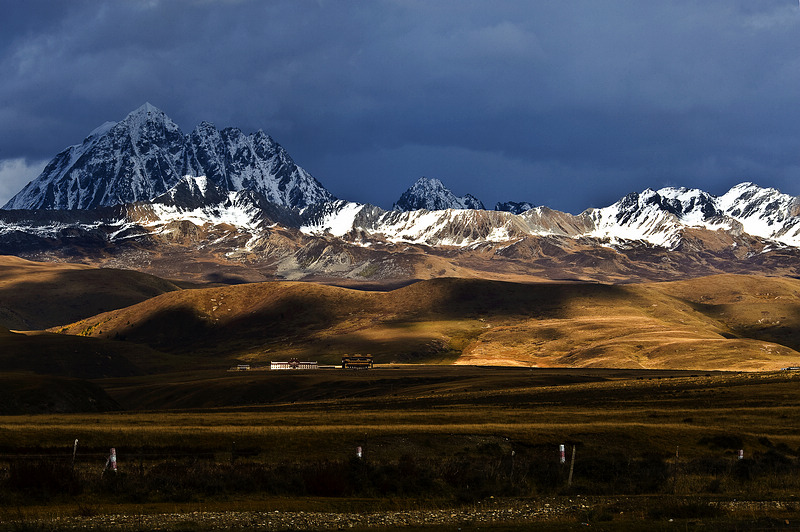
1, 366, 799, 529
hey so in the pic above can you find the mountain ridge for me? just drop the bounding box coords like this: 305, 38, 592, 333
2, 105, 800, 285
2, 176, 800, 286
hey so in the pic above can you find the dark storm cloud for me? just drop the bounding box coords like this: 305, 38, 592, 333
1, 0, 799, 212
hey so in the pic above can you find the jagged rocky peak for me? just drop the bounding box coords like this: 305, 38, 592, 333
113, 103, 185, 154
3, 104, 334, 211
719, 182, 798, 220
581, 182, 800, 249
183, 121, 334, 208
604, 186, 724, 227
495, 201, 535, 214
654, 187, 722, 219
392, 177, 484, 212
4, 103, 186, 210
637, 182, 800, 232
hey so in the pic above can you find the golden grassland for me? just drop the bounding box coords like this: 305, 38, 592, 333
2, 368, 799, 460
3, 254, 800, 373
46, 274, 800, 371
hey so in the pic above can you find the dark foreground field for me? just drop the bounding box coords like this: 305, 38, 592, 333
2, 366, 800, 530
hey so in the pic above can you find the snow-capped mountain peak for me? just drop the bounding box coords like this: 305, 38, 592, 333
392, 177, 485, 212
715, 182, 800, 243
3, 104, 334, 211
3, 104, 185, 210
296, 181, 800, 251
583, 182, 800, 248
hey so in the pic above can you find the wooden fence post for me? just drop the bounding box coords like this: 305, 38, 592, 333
72, 438, 78, 470
567, 445, 576, 488
673, 446, 679, 493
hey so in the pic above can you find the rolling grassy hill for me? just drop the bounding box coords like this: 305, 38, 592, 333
54, 275, 800, 371
0, 324, 213, 413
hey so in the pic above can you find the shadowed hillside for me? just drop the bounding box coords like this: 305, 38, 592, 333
0, 324, 203, 378
0, 255, 181, 330
0, 372, 120, 414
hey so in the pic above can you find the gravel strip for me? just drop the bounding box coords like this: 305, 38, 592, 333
13, 502, 578, 530
14, 498, 798, 530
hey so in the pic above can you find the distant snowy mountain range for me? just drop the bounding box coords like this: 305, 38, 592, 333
301, 181, 800, 249
3, 104, 800, 283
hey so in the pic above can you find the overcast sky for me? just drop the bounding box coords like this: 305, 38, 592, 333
2, 0, 799, 213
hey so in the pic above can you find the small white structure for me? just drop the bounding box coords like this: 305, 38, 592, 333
270, 358, 318, 370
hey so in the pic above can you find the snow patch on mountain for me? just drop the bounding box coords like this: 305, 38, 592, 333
301, 201, 367, 238
143, 176, 280, 240
302, 201, 523, 247
86, 121, 117, 140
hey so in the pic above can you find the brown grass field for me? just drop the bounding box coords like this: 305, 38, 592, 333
2, 367, 800, 529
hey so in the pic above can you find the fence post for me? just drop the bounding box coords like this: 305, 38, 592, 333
673, 446, 679, 494
567, 445, 576, 488
72, 439, 78, 470
102, 447, 117, 476
231, 441, 236, 466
